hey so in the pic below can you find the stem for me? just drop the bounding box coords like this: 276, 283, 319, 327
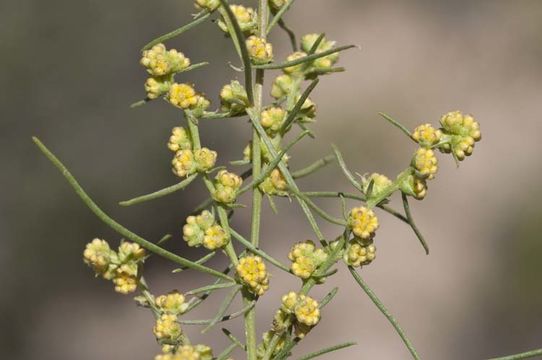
489, 349, 542, 360
292, 155, 335, 179
33, 137, 233, 282
119, 173, 198, 206
296, 341, 357, 360
348, 267, 420, 360
401, 193, 429, 255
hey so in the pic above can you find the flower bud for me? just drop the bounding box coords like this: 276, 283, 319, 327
344, 240, 376, 268
361, 173, 393, 199
155, 291, 188, 315
399, 174, 428, 200
288, 240, 328, 279
348, 207, 379, 240
271, 74, 295, 99
300, 34, 339, 73
283, 51, 308, 75
203, 224, 229, 250
246, 36, 273, 64
236, 255, 269, 296
83, 238, 115, 276
269, 0, 286, 10
438, 111, 481, 161
261, 107, 286, 134
141, 44, 190, 77
294, 295, 320, 327
167, 127, 192, 152
153, 314, 182, 342
194, 0, 220, 12
118, 241, 146, 262
172, 149, 197, 178
112, 263, 138, 294
145, 77, 171, 99
259, 168, 288, 196
412, 148, 438, 180
220, 80, 249, 115
412, 123, 442, 148
212, 170, 243, 204
218, 5, 257, 35
194, 147, 217, 172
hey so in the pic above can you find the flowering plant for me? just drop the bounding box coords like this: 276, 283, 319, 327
34, 1, 539, 359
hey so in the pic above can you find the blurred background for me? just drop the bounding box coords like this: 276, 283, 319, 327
2, 0, 542, 359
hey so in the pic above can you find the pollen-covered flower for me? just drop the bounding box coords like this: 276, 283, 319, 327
83, 238, 115, 276
155, 291, 188, 315
220, 80, 249, 115
172, 149, 197, 178
261, 107, 286, 134
203, 224, 229, 250
236, 255, 269, 296
438, 111, 482, 161
212, 170, 243, 204
183, 210, 216, 247
283, 51, 308, 75
218, 5, 257, 35
168, 83, 203, 110
153, 314, 182, 343
294, 295, 320, 327
288, 240, 328, 279
412, 123, 442, 148
112, 263, 138, 294
281, 291, 299, 313
271, 74, 294, 99
259, 168, 288, 196
118, 241, 145, 262
246, 36, 273, 64
194, 0, 220, 12
194, 148, 217, 172
361, 173, 393, 199
344, 240, 376, 268
168, 127, 192, 152
348, 207, 379, 240
141, 44, 190, 77
412, 148, 438, 180
145, 77, 172, 99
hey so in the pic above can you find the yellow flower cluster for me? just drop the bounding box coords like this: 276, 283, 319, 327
168, 83, 210, 111
83, 239, 145, 294
220, 80, 249, 115
344, 240, 376, 268
274, 292, 321, 338
438, 110, 482, 161
236, 255, 269, 296
155, 344, 213, 360
246, 36, 273, 64
300, 33, 339, 73
259, 168, 288, 196
141, 44, 190, 77
153, 314, 182, 343
145, 77, 172, 100
412, 148, 438, 180
168, 127, 192, 152
261, 107, 286, 135
348, 207, 379, 240
171, 147, 217, 178
271, 74, 294, 100
182, 210, 229, 250
412, 123, 442, 148
194, 0, 220, 12
288, 240, 328, 279
212, 170, 243, 204
155, 291, 189, 315
218, 5, 257, 34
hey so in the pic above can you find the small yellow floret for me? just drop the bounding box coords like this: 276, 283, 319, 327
194, 0, 220, 12
172, 149, 197, 178
261, 107, 286, 134
155, 291, 188, 315
194, 148, 217, 172
413, 148, 438, 180
168, 83, 198, 109
236, 256, 269, 296
294, 295, 320, 327
168, 127, 192, 152
246, 36, 273, 64
348, 207, 379, 240
344, 241, 376, 268
153, 314, 182, 342
203, 224, 229, 250
141, 44, 190, 77
283, 52, 308, 75
412, 123, 442, 148
83, 238, 113, 275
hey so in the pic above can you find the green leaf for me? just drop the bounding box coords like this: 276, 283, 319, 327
119, 174, 198, 206
295, 341, 356, 360
401, 193, 429, 255
253, 45, 356, 70
280, 79, 319, 135
378, 112, 412, 139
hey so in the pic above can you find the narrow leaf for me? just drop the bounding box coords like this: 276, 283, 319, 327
142, 12, 211, 51
280, 79, 319, 134
119, 174, 198, 206
378, 112, 412, 139
253, 45, 356, 70
296, 341, 356, 360
401, 193, 429, 255
331, 144, 363, 192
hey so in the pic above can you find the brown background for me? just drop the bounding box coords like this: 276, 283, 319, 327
1, 0, 542, 359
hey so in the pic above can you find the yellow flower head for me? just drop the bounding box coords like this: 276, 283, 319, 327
155, 344, 213, 360
261, 107, 286, 134
344, 240, 376, 268
194, 0, 220, 12
439, 111, 482, 161
203, 224, 229, 250
145, 77, 171, 100
83, 238, 114, 275
271, 74, 294, 99
300, 33, 339, 72
413, 148, 438, 180
172, 149, 197, 178
118, 241, 146, 262
294, 295, 320, 327
112, 264, 138, 294
183, 210, 216, 247
153, 314, 182, 342
412, 123, 442, 148
168, 127, 192, 152
361, 173, 392, 199
246, 36, 273, 64
281, 291, 299, 313
283, 51, 308, 75
155, 291, 188, 315
194, 148, 217, 172
218, 5, 257, 34
236, 255, 269, 296
220, 80, 249, 115
399, 174, 428, 200
141, 44, 190, 77
288, 240, 328, 279
168, 83, 198, 109
212, 170, 243, 204
348, 207, 379, 240
259, 168, 288, 196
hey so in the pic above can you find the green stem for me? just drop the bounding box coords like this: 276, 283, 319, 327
186, 282, 238, 296
119, 174, 198, 206
181, 301, 254, 326
378, 112, 412, 139
292, 155, 335, 179
489, 349, 542, 360
401, 193, 429, 255
348, 266, 420, 360
33, 137, 233, 282
296, 341, 357, 360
